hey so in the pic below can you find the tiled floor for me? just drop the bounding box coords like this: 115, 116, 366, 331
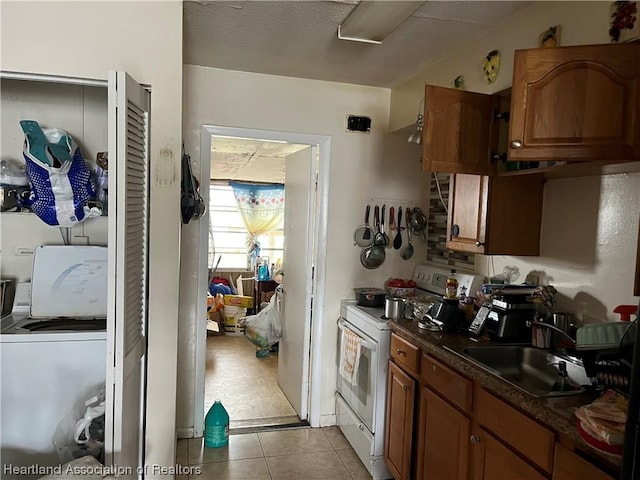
196, 333, 374, 478
205, 334, 296, 424
177, 426, 373, 480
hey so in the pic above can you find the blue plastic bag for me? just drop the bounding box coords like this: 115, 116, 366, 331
20, 120, 101, 226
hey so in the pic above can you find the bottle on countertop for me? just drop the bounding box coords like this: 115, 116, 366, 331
204, 400, 229, 448
445, 269, 458, 299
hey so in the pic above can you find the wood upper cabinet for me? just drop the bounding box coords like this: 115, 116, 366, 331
447, 173, 545, 255
509, 43, 640, 163
552, 444, 614, 480
384, 360, 416, 480
415, 385, 471, 480
422, 85, 500, 176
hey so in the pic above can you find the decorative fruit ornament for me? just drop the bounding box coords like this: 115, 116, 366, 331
483, 50, 500, 84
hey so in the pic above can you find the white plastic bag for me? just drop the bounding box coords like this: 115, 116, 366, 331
52, 384, 105, 463
241, 292, 282, 348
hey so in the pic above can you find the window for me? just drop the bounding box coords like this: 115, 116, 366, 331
208, 184, 284, 270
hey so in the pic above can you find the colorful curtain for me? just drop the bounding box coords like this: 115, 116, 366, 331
229, 181, 285, 257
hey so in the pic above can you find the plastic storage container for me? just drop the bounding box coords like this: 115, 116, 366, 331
204, 400, 229, 448
223, 305, 247, 335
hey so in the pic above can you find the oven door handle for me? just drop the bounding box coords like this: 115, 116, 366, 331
337, 319, 377, 351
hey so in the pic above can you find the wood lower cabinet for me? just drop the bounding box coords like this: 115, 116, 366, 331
552, 444, 614, 480
470, 426, 547, 480
509, 43, 640, 163
416, 386, 470, 480
474, 387, 554, 474
384, 360, 416, 480
447, 173, 544, 255
384, 334, 618, 480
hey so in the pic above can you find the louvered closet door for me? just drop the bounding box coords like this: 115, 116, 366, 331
105, 71, 150, 474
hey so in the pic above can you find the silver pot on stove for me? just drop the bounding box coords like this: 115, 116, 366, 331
384, 297, 407, 320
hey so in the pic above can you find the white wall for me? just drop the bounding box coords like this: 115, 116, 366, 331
179, 65, 431, 430
389, 0, 639, 321
480, 173, 640, 323
1, 1, 183, 474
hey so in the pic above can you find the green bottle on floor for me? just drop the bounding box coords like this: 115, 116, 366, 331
204, 400, 229, 448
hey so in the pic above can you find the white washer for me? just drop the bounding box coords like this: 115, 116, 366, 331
0, 246, 107, 475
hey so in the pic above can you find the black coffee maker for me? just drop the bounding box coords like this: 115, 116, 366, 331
482, 293, 536, 342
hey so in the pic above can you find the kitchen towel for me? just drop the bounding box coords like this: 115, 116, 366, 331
339, 326, 361, 386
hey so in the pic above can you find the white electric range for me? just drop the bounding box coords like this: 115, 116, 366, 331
336, 264, 484, 480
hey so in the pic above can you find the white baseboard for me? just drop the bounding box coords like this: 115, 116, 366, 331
320, 413, 337, 427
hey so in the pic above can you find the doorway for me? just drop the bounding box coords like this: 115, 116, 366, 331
194, 125, 331, 436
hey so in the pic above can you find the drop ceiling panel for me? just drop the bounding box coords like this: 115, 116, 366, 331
183, 0, 531, 88
210, 137, 309, 184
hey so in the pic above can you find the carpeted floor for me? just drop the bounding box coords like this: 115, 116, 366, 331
204, 333, 297, 426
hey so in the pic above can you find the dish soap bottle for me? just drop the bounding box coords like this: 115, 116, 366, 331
204, 400, 229, 448
445, 269, 458, 299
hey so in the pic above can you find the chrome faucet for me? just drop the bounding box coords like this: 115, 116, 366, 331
528, 320, 576, 344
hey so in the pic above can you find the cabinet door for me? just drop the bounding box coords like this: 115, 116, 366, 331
105, 71, 150, 470
447, 174, 488, 254
422, 85, 499, 176
509, 43, 640, 162
470, 427, 547, 480
384, 361, 416, 480
416, 386, 470, 480
447, 174, 544, 256
552, 444, 614, 480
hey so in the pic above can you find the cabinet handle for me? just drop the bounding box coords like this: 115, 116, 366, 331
402, 385, 408, 392
490, 150, 507, 163
510, 139, 523, 149
493, 110, 510, 122
475, 241, 485, 247
396, 348, 406, 356
470, 435, 480, 444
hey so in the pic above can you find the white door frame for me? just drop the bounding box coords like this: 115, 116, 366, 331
194, 125, 331, 435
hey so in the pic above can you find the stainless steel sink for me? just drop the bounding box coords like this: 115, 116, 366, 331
455, 345, 592, 397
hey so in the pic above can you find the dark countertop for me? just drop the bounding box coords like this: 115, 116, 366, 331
389, 318, 622, 475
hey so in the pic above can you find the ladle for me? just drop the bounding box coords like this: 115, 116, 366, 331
400, 206, 414, 260
393, 206, 403, 250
